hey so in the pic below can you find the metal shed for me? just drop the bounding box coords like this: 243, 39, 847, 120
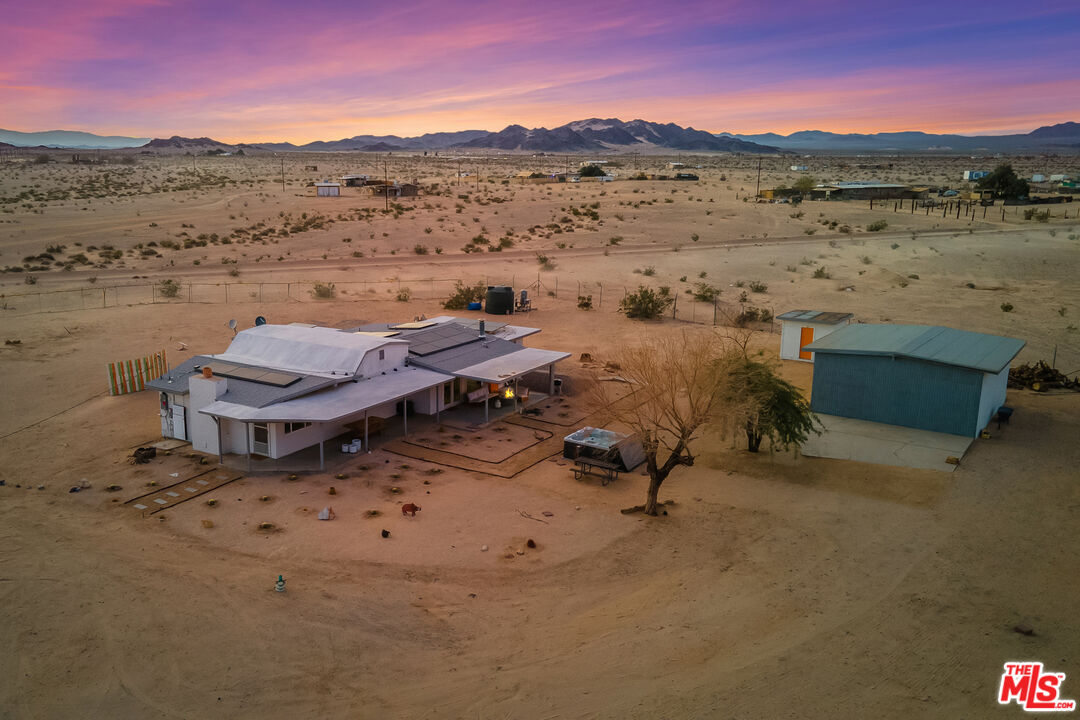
804, 324, 1025, 438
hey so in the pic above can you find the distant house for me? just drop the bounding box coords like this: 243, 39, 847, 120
667, 162, 684, 169
340, 174, 369, 187
790, 165, 808, 172
777, 310, 854, 362
810, 182, 911, 200
315, 182, 341, 197
370, 182, 419, 198
963, 170, 988, 181
1049, 174, 1071, 182
803, 324, 1024, 437
674, 173, 699, 181
1031, 174, 1046, 182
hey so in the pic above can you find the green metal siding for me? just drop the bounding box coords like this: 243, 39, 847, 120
810, 353, 983, 436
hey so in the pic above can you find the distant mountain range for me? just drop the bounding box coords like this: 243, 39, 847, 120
0, 128, 150, 149
719, 122, 1080, 152
2, 120, 1078, 153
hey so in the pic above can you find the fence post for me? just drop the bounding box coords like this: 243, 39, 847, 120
555, 275, 558, 299
672, 293, 677, 319
152, 284, 156, 304
598, 283, 602, 309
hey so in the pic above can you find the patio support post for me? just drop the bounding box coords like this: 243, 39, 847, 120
484, 393, 489, 423
245, 422, 252, 472
403, 398, 408, 436
548, 363, 555, 394
319, 440, 324, 471
364, 412, 369, 451
214, 417, 224, 465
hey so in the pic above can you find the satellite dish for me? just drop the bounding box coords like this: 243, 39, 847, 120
255, 315, 267, 326
228, 319, 237, 335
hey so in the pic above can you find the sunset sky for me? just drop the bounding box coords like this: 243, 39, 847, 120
2, 0, 1078, 143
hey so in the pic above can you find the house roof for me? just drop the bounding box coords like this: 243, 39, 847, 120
816, 182, 909, 190
198, 367, 453, 423
409, 337, 569, 383
147, 355, 338, 407
803, 324, 1025, 373
777, 310, 854, 325
211, 324, 403, 377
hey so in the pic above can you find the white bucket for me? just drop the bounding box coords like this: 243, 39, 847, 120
341, 444, 351, 453
349, 444, 359, 454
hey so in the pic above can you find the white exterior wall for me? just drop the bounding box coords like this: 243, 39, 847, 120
411, 386, 441, 415
270, 421, 345, 458
188, 375, 228, 454
357, 344, 408, 378
779, 320, 851, 362
976, 366, 1009, 434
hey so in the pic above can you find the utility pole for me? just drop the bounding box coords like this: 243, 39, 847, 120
280, 156, 285, 192
755, 157, 762, 198
384, 158, 389, 212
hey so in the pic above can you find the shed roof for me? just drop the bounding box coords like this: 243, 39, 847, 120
212, 324, 403, 377
408, 336, 569, 382
803, 324, 1025, 373
777, 310, 854, 325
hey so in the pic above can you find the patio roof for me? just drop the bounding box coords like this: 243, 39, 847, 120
439, 346, 571, 383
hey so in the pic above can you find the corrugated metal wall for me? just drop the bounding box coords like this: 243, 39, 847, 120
810, 354, 982, 436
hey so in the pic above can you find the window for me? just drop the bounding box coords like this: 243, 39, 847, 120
284, 422, 311, 434
379, 349, 385, 360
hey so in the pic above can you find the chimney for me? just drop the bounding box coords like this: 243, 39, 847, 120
478, 320, 486, 338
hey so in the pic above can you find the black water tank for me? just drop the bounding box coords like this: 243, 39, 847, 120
485, 285, 514, 315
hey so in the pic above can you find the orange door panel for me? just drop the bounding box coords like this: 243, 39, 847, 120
798, 327, 814, 360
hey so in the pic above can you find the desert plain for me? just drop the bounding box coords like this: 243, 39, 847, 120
1, 152, 1079, 719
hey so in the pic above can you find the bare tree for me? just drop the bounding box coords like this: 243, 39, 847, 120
595, 330, 745, 516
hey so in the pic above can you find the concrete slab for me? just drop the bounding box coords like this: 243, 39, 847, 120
801, 414, 974, 472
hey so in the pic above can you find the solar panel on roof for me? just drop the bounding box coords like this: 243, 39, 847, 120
390, 321, 437, 330
227, 367, 268, 381
406, 324, 481, 356
206, 362, 239, 374
256, 371, 302, 387
355, 331, 400, 337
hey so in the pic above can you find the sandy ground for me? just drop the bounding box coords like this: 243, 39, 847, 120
1, 155, 1080, 719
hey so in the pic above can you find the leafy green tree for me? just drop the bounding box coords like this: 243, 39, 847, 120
792, 176, 817, 193
578, 164, 606, 177
977, 164, 1029, 199
619, 285, 673, 319
730, 358, 819, 452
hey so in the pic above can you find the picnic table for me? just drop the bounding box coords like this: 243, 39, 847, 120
573, 457, 620, 486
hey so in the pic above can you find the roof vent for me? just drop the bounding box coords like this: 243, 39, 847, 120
478, 319, 486, 338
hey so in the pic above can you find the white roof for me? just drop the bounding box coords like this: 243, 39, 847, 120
453, 347, 571, 383
199, 367, 453, 423
314, 182, 341, 187
212, 324, 404, 377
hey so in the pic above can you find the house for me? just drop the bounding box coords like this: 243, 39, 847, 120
370, 182, 419, 198
667, 162, 684, 169
674, 173, 699, 181
963, 170, 988, 181
340, 174, 369, 187
803, 324, 1024, 438
148, 319, 569, 468
809, 182, 911, 200
1031, 174, 1046, 183
1050, 174, 1071, 182
777, 310, 854, 362
790, 165, 808, 172
315, 182, 341, 197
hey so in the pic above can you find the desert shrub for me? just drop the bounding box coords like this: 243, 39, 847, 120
748, 280, 768, 293
396, 287, 411, 302
442, 281, 486, 310
619, 285, 673, 319
691, 282, 721, 302
413, 244, 428, 255
642, 266, 656, 276
690, 233, 699, 242
158, 278, 181, 297
311, 282, 335, 299
786, 265, 797, 272
577, 295, 593, 310
1001, 302, 1014, 312
812, 266, 830, 279
536, 254, 555, 270
867, 219, 888, 232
